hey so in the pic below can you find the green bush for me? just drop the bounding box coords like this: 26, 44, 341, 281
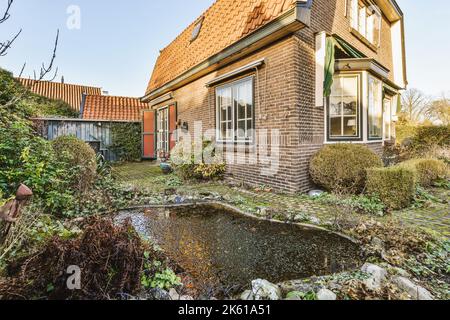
399, 159, 449, 187
412, 126, 450, 149
310, 144, 383, 195
51, 136, 97, 194
109, 123, 142, 162
171, 140, 225, 181
366, 167, 416, 210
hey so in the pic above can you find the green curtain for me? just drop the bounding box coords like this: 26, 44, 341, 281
323, 36, 366, 97
323, 37, 336, 97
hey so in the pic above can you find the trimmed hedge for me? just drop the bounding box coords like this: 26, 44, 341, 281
366, 167, 416, 210
110, 123, 142, 162
399, 159, 449, 187
310, 144, 383, 195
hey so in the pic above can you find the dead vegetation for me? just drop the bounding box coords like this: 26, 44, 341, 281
0, 218, 146, 300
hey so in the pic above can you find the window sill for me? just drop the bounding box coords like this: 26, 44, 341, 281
350, 28, 378, 53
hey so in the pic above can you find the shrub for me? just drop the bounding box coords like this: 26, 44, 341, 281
51, 136, 97, 194
399, 159, 449, 187
310, 144, 383, 194
110, 123, 142, 162
171, 140, 226, 181
412, 125, 450, 149
366, 167, 416, 210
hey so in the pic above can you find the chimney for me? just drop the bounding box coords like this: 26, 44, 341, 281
61, 76, 65, 84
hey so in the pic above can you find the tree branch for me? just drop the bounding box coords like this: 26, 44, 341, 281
0, 0, 13, 24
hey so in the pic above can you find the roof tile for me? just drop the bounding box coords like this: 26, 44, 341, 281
82, 95, 148, 122
146, 0, 297, 94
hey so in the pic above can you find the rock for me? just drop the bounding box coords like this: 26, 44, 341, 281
146, 288, 171, 300
180, 295, 194, 300
168, 288, 180, 300
317, 288, 337, 301
278, 280, 315, 294
240, 290, 254, 300
251, 279, 282, 300
309, 216, 321, 225
309, 190, 325, 198
371, 237, 385, 251
361, 263, 388, 291
285, 291, 304, 300
392, 276, 434, 300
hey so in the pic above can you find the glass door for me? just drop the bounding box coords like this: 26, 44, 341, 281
156, 107, 169, 157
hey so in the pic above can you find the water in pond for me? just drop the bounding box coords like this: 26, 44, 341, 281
117, 204, 362, 296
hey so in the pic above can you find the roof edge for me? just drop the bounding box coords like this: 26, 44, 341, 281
142, 0, 313, 102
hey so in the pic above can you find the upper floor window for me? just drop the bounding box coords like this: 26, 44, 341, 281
350, 0, 381, 47
216, 77, 254, 143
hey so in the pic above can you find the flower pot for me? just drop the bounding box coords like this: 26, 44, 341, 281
160, 163, 172, 175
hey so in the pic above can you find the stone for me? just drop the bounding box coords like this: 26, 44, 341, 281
251, 279, 282, 300
278, 280, 315, 294
180, 295, 194, 300
146, 288, 171, 300
392, 276, 434, 300
169, 288, 180, 300
309, 190, 325, 198
240, 290, 254, 300
361, 263, 388, 291
309, 216, 321, 225
285, 291, 304, 300
317, 288, 337, 301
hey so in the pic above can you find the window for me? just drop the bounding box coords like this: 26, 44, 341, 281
191, 17, 204, 42
368, 75, 383, 139
328, 74, 360, 139
384, 97, 392, 140
351, 0, 381, 47
216, 77, 254, 142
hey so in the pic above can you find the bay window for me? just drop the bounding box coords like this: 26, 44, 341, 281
328, 74, 360, 140
216, 77, 254, 142
368, 75, 383, 139
383, 97, 392, 140
351, 0, 381, 47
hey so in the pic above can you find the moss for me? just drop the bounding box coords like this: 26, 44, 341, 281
399, 159, 449, 187
310, 144, 383, 195
366, 167, 416, 210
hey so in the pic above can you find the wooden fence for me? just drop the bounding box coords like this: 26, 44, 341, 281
33, 118, 140, 162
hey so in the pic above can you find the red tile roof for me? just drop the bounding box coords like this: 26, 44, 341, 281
146, 0, 297, 94
82, 95, 148, 121
17, 78, 101, 112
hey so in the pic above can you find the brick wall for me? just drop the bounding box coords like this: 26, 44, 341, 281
151, 0, 394, 193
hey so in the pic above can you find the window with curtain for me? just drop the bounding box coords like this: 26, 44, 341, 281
351, 0, 381, 47
329, 74, 360, 139
368, 75, 383, 139
216, 77, 254, 142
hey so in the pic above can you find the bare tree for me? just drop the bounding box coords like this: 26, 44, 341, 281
0, 0, 21, 57
425, 93, 450, 126
1, 0, 60, 108
401, 88, 430, 124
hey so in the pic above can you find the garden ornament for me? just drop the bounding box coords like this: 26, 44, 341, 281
0, 184, 33, 224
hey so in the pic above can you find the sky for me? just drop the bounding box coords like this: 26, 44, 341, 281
0, 0, 449, 98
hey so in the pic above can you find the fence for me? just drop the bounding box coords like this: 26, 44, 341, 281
33, 118, 140, 162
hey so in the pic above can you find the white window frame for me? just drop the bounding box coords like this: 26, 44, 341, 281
156, 106, 169, 154
383, 97, 393, 140
368, 75, 383, 140
216, 76, 254, 143
351, 0, 382, 47
327, 73, 362, 141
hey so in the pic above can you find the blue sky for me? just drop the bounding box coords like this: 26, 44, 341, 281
0, 0, 448, 97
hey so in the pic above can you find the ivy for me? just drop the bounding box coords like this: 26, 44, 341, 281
110, 123, 142, 162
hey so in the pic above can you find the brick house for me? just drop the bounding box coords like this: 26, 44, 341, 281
141, 0, 407, 193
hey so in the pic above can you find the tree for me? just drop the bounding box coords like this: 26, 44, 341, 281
425, 94, 450, 125
401, 88, 429, 124
0, 0, 21, 57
